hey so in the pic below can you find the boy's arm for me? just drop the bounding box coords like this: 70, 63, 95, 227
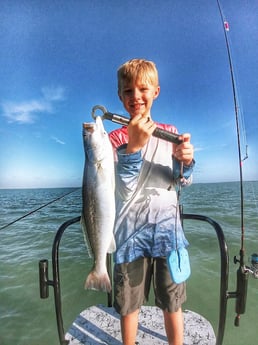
173, 157, 195, 186
115, 144, 142, 201
172, 132, 195, 185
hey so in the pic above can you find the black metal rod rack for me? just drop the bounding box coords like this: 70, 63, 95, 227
39, 214, 229, 345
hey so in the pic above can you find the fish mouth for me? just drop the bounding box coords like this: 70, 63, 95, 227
83, 123, 95, 132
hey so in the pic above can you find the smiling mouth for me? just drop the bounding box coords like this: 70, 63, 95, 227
130, 103, 144, 109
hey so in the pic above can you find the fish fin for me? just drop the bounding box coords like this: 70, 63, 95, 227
80, 214, 93, 258
84, 271, 112, 293
107, 236, 116, 254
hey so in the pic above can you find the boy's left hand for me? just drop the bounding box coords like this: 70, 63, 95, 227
173, 133, 194, 166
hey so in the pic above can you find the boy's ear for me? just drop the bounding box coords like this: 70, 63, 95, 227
118, 90, 122, 101
153, 86, 160, 99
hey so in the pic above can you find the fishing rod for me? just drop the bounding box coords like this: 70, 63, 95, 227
91, 105, 183, 145
0, 188, 80, 231
216, 0, 257, 327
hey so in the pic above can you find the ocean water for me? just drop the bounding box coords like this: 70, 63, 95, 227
0, 182, 257, 345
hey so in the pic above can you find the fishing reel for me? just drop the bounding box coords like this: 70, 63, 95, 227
246, 253, 258, 279
235, 253, 258, 279
231, 252, 258, 327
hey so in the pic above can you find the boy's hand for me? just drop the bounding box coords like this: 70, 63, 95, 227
126, 115, 156, 153
173, 133, 194, 166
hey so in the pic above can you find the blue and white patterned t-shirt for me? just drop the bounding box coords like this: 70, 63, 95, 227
109, 124, 194, 264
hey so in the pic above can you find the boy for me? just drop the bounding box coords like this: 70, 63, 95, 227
109, 59, 194, 345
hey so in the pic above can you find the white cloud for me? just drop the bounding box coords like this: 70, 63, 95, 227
194, 146, 205, 152
2, 100, 51, 124
1, 86, 65, 124
51, 136, 65, 145
41, 86, 65, 101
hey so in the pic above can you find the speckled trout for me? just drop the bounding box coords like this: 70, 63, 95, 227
81, 116, 116, 292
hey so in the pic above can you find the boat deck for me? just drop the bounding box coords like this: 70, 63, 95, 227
65, 305, 216, 345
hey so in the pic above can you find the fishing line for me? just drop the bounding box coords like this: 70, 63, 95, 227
217, 0, 253, 327
216, 0, 247, 254
0, 187, 80, 231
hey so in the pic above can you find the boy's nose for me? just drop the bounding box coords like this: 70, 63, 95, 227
132, 88, 141, 98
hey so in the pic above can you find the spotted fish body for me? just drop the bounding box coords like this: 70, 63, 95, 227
82, 116, 116, 292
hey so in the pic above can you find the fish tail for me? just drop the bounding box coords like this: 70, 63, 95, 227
84, 271, 112, 293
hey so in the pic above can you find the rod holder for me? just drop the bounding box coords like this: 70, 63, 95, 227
234, 266, 249, 327
39, 259, 50, 299
235, 266, 249, 315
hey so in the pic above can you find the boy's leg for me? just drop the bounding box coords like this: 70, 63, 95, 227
163, 308, 184, 345
113, 258, 152, 345
154, 257, 186, 345
120, 308, 139, 345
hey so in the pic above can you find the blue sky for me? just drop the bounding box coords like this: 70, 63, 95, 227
0, 0, 257, 189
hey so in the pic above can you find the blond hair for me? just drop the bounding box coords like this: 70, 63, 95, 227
117, 59, 159, 92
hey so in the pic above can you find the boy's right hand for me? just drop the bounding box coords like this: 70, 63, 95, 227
173, 133, 194, 166
126, 114, 156, 154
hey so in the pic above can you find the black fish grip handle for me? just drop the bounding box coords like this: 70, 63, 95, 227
91, 105, 183, 145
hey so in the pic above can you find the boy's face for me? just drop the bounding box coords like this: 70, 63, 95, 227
118, 79, 160, 119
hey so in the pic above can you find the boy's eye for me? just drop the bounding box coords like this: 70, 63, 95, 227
122, 86, 150, 94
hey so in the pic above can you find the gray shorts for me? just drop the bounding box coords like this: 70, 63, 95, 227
113, 257, 186, 316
